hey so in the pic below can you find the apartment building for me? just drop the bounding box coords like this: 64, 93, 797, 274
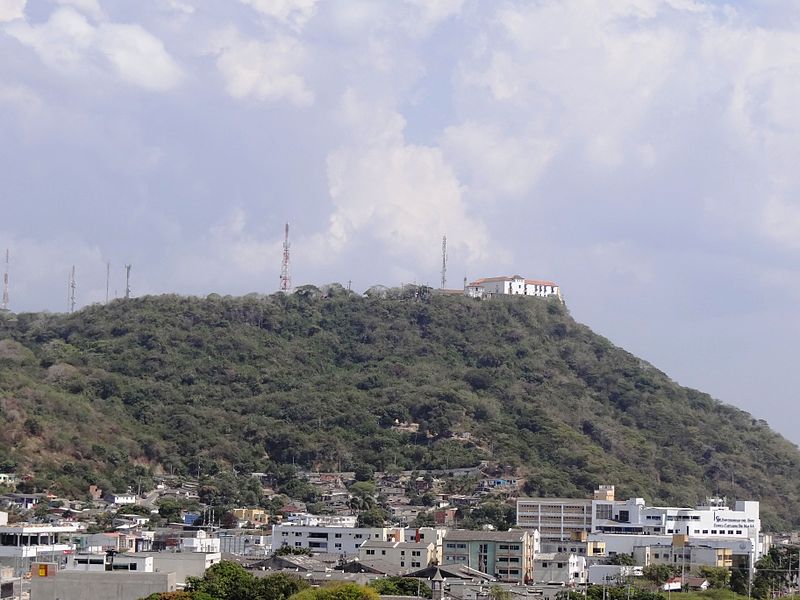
442, 529, 536, 583
272, 523, 399, 557
517, 486, 614, 541
359, 539, 436, 571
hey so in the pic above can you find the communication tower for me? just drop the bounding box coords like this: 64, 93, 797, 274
2, 249, 8, 311
106, 261, 110, 304
440, 235, 447, 290
125, 265, 132, 299
68, 266, 77, 313
280, 223, 291, 293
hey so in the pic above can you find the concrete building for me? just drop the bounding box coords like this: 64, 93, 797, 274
442, 529, 536, 583
272, 522, 401, 557
139, 551, 221, 586
465, 276, 561, 300
233, 507, 269, 526
0, 522, 77, 566
359, 539, 435, 572
31, 566, 175, 600
104, 492, 137, 506
517, 496, 595, 541
534, 552, 586, 585
66, 552, 153, 572
590, 495, 761, 568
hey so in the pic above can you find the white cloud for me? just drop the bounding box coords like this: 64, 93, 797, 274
4, 7, 183, 91
0, 0, 25, 22
441, 121, 556, 197
54, 0, 104, 21
210, 26, 313, 106
404, 0, 463, 29
241, 0, 317, 30
321, 91, 491, 269
95, 23, 184, 91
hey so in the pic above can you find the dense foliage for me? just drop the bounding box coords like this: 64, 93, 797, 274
1, 289, 800, 527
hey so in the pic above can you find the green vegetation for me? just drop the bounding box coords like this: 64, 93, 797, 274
180, 562, 309, 600
1, 290, 800, 527
368, 577, 432, 598
291, 584, 378, 600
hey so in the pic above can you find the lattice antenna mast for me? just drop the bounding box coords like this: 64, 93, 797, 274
106, 261, 110, 304
440, 235, 447, 290
2, 249, 9, 311
124, 265, 132, 299
69, 266, 77, 313
280, 223, 291, 292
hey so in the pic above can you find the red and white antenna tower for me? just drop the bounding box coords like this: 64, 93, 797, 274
2, 249, 9, 311
280, 222, 292, 293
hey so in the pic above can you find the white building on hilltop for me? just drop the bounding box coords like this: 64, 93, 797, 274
465, 275, 561, 300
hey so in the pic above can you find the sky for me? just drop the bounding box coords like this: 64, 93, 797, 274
2, 0, 800, 445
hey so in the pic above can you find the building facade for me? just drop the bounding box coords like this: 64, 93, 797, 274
442, 529, 536, 583
465, 276, 561, 300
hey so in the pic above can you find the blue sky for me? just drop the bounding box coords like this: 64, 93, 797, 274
3, 0, 800, 445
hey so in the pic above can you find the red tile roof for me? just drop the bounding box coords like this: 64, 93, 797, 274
468, 276, 558, 287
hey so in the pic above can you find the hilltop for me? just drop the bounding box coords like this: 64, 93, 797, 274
1, 287, 799, 529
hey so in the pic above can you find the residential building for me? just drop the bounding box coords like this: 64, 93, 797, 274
66, 552, 153, 572
139, 551, 221, 586
442, 529, 536, 583
465, 276, 561, 300
0, 474, 17, 488
272, 523, 401, 557
104, 492, 137, 506
233, 507, 269, 526
359, 539, 435, 572
534, 552, 587, 585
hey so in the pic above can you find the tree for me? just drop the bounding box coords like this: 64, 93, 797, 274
275, 545, 313, 557
258, 573, 310, 600
357, 507, 388, 527
488, 586, 512, 600
606, 554, 636, 566
290, 583, 380, 600
642, 564, 677, 587
185, 561, 257, 600
369, 577, 432, 598
698, 566, 730, 589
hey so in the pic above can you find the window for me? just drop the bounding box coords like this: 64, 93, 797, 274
381, 550, 386, 555
335, 533, 342, 538
446, 543, 456, 549
711, 530, 717, 534
694, 530, 700, 534
542, 563, 548, 568
557, 563, 564, 569
412, 561, 421, 568
654, 554, 660, 559
412, 551, 420, 557
702, 530, 708, 534
736, 530, 742, 535
366, 550, 375, 556
596, 504, 612, 520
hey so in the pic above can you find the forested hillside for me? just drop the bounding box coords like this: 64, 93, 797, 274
1, 287, 799, 529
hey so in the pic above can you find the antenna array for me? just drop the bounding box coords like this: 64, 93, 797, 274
280, 223, 291, 293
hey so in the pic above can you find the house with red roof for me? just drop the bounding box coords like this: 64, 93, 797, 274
465, 275, 561, 300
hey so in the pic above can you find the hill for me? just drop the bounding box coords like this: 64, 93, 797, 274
1, 287, 799, 529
